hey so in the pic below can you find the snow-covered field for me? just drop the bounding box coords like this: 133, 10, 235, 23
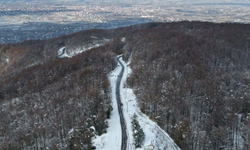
93, 56, 181, 150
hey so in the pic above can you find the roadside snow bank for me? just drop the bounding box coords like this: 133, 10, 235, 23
93, 59, 122, 150
93, 56, 181, 150
119, 57, 181, 150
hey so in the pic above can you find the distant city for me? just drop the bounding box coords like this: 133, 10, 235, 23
0, 1, 250, 43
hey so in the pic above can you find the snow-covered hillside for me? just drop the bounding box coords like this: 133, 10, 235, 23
58, 38, 109, 58
93, 56, 181, 150
92, 57, 123, 150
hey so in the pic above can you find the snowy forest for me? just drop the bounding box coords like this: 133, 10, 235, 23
0, 21, 250, 149
0, 29, 121, 149
123, 22, 250, 150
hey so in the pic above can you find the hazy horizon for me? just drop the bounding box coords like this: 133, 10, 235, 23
1, 0, 250, 43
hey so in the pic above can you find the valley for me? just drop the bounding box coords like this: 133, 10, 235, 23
1, 1, 250, 43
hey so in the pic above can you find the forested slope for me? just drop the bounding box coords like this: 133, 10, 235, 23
0, 29, 114, 77
1, 21, 250, 150
0, 30, 120, 149
123, 21, 250, 150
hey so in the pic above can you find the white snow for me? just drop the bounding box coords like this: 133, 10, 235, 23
90, 126, 96, 131
234, 114, 244, 150
58, 47, 65, 56
93, 60, 122, 150
93, 56, 181, 150
58, 43, 107, 59
68, 128, 74, 135
69, 44, 102, 57
58, 47, 70, 58
121, 37, 126, 42
91, 36, 98, 39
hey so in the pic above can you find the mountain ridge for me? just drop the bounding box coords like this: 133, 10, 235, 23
1, 21, 250, 149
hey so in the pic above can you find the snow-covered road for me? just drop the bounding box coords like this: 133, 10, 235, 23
93, 56, 181, 150
92, 56, 123, 150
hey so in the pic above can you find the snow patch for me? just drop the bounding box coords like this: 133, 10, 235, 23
11, 98, 20, 104
121, 37, 126, 42
58, 47, 65, 56
233, 114, 244, 150
58, 47, 70, 58
90, 126, 96, 131
91, 36, 98, 39
68, 128, 74, 134
68, 43, 104, 57
57, 39, 110, 59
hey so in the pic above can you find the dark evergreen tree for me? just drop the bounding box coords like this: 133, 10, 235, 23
131, 114, 145, 148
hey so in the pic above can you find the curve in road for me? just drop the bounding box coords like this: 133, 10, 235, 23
116, 56, 127, 150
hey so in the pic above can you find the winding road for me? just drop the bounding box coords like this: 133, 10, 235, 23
116, 56, 128, 150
